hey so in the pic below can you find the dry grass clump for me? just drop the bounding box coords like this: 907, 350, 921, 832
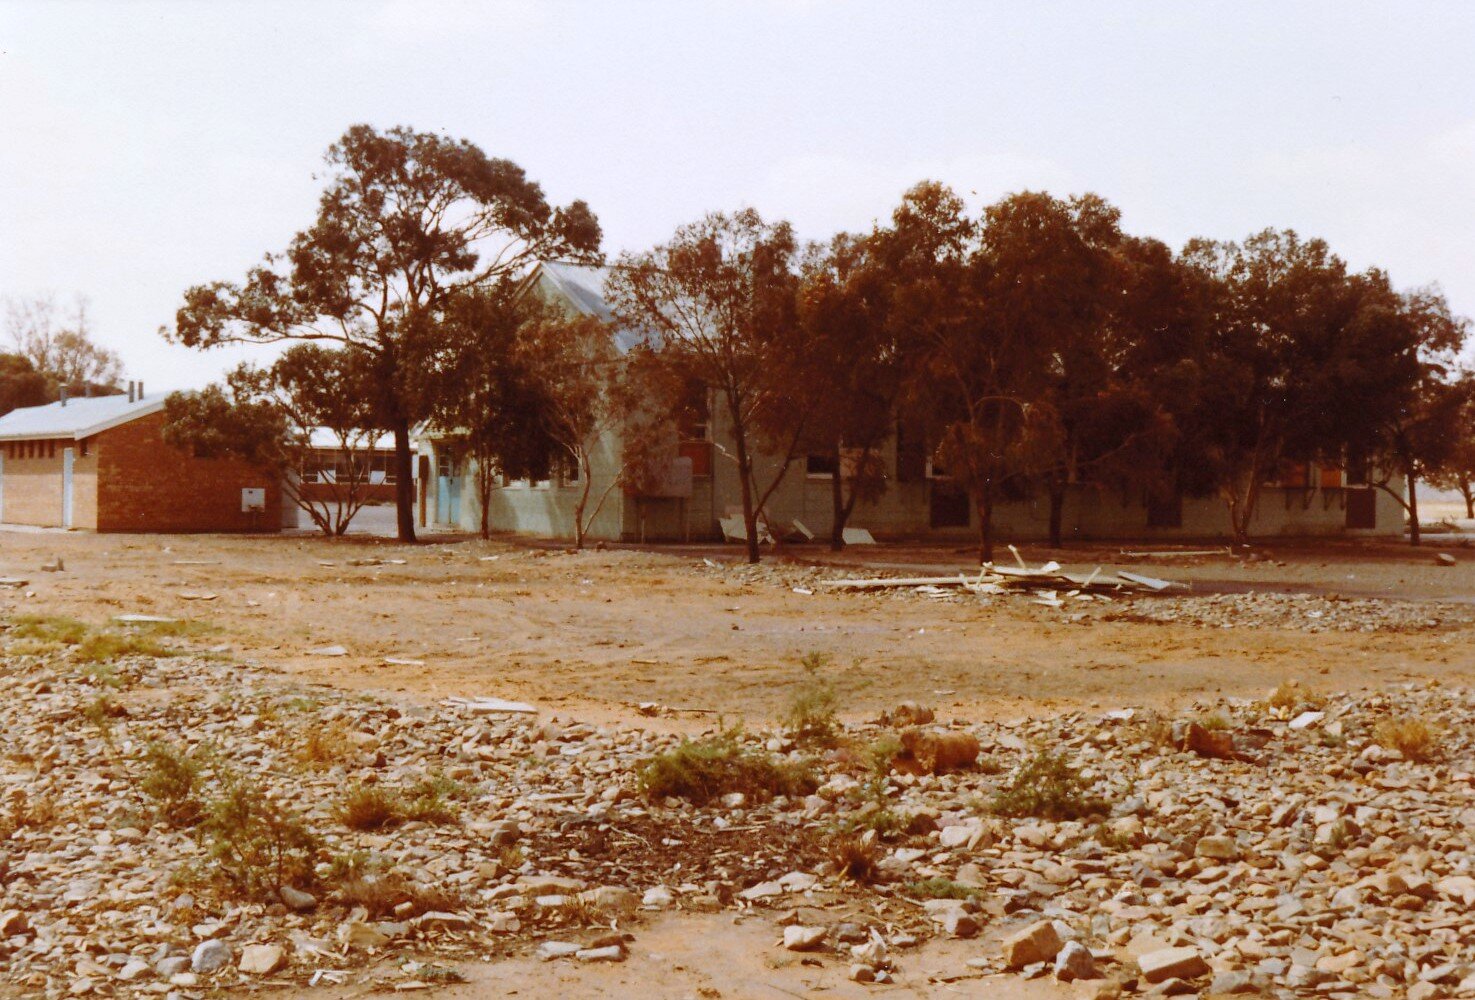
331, 857, 465, 918
8, 614, 90, 645
988, 750, 1110, 822
75, 632, 174, 664
335, 777, 464, 831
1264, 680, 1322, 714
297, 720, 354, 769
0, 790, 64, 839
1373, 716, 1440, 762
825, 831, 880, 884
638, 731, 818, 805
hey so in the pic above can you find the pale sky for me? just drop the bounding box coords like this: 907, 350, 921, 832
2, 0, 1472, 392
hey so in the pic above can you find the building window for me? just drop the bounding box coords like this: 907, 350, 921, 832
561, 454, 580, 486
806, 453, 838, 478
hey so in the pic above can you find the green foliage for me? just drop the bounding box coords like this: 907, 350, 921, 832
638, 732, 818, 805
781, 652, 839, 747
906, 877, 978, 900
10, 614, 89, 645
140, 741, 205, 827
196, 774, 320, 901
988, 750, 1110, 821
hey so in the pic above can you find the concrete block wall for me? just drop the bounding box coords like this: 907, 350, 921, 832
0, 439, 98, 529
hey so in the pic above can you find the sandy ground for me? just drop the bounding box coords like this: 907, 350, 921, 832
293, 912, 1075, 1000
1, 528, 1474, 731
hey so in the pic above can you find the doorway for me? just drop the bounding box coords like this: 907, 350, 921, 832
61, 448, 74, 528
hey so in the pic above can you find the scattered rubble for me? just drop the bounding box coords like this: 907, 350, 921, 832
5, 628, 1475, 998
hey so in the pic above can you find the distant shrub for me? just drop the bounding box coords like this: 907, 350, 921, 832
140, 741, 206, 827
638, 732, 818, 805
989, 750, 1110, 821
197, 775, 320, 901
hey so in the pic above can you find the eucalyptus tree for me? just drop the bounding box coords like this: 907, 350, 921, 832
162, 124, 601, 541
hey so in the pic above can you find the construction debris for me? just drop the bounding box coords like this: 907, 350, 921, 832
818, 557, 1178, 599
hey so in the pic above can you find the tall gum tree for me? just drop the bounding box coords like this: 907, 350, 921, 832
161, 124, 601, 541
606, 209, 806, 564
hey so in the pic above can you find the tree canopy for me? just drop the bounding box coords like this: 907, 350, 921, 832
163, 124, 602, 541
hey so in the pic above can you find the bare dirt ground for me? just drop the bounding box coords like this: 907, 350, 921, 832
1, 528, 1472, 730
299, 911, 1074, 1000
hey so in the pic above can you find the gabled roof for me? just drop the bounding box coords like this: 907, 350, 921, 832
532, 260, 654, 354
0, 394, 165, 442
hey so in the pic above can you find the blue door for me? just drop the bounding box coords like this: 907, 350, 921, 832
436, 450, 462, 525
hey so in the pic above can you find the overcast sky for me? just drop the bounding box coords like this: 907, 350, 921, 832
2, 0, 1472, 391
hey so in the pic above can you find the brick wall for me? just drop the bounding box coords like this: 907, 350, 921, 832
0, 438, 98, 529
94, 412, 280, 533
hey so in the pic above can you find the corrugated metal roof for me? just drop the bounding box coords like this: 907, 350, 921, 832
306, 427, 400, 451
535, 261, 654, 354
0, 394, 165, 442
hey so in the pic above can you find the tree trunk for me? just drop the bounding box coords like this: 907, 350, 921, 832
391, 418, 417, 543
1047, 481, 1066, 550
829, 442, 846, 552
975, 485, 994, 564
1407, 469, 1420, 546
731, 419, 760, 564
1462, 480, 1474, 519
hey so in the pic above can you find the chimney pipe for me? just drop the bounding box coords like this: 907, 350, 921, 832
59, 387, 68, 407
137, 381, 143, 400
128, 381, 135, 403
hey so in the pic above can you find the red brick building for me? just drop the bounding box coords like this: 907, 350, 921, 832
0, 389, 280, 532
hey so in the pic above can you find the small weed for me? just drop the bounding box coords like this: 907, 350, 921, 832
83, 694, 119, 741
498, 845, 526, 870
867, 735, 903, 778
139, 742, 205, 827
637, 731, 818, 805
196, 774, 320, 901
905, 877, 977, 900
988, 750, 1110, 822
1133, 711, 1174, 747
782, 652, 840, 748
1194, 712, 1230, 731
1373, 717, 1439, 762
130, 618, 215, 638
